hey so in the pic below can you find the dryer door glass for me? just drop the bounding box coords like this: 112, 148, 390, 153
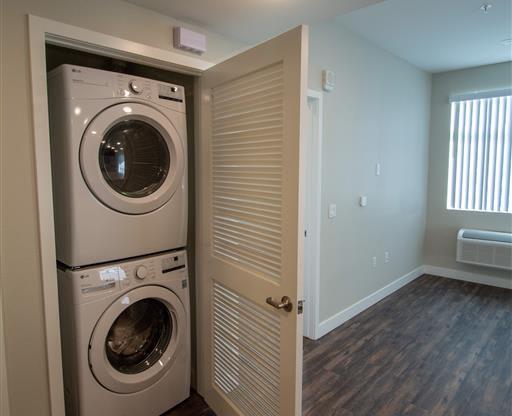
99, 120, 170, 198
105, 298, 173, 374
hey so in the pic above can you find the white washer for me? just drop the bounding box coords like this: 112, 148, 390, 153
58, 250, 190, 416
48, 64, 188, 267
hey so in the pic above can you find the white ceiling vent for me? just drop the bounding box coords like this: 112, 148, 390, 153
457, 228, 512, 271
173, 27, 206, 55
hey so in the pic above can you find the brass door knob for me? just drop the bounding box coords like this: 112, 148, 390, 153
266, 296, 293, 312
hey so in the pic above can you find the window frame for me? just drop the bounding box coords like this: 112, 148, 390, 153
446, 88, 512, 214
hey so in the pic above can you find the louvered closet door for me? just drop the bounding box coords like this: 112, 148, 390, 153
197, 26, 308, 416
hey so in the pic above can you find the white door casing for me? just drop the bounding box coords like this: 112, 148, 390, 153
1, 289, 9, 416
196, 26, 309, 416
302, 91, 323, 340
27, 14, 213, 415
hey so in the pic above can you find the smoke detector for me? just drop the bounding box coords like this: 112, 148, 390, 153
480, 3, 492, 13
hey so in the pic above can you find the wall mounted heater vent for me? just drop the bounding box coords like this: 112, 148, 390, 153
457, 229, 512, 270
173, 27, 206, 55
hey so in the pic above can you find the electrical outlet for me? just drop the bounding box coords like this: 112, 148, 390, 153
372, 256, 377, 268
384, 251, 390, 263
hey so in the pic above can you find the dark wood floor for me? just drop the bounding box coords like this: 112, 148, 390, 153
303, 274, 512, 416
166, 275, 512, 416
162, 390, 214, 416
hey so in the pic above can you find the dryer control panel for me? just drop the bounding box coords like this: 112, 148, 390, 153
48, 64, 186, 114
115, 74, 185, 111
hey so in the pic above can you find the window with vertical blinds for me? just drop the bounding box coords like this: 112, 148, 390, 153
447, 91, 512, 213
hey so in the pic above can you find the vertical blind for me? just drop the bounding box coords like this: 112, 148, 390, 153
447, 92, 512, 213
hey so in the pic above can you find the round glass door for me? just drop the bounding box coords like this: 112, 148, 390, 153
80, 103, 185, 215
99, 120, 170, 199
105, 298, 172, 374
89, 285, 187, 393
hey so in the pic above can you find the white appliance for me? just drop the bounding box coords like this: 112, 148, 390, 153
48, 64, 188, 267
58, 250, 190, 416
457, 228, 512, 270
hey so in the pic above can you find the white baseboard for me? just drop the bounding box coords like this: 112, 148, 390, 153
423, 265, 512, 290
316, 266, 425, 339
313, 264, 512, 341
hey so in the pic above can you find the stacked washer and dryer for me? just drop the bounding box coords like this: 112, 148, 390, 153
48, 65, 191, 416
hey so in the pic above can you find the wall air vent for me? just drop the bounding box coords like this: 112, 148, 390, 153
173, 27, 206, 55
456, 228, 512, 270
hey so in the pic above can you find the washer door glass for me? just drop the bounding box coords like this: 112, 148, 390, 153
99, 120, 170, 199
106, 298, 172, 374
89, 285, 187, 394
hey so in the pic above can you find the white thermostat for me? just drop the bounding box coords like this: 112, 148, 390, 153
173, 27, 206, 55
322, 70, 335, 92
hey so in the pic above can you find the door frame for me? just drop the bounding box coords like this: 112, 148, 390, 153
27, 15, 213, 416
303, 90, 323, 340
1, 288, 9, 416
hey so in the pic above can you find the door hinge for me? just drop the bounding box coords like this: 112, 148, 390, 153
297, 299, 305, 315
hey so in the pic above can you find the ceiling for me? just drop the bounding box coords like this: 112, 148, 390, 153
338, 0, 512, 73
127, 0, 511, 73
125, 0, 385, 44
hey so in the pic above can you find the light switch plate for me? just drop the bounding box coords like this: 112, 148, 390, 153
322, 70, 335, 92
328, 203, 337, 218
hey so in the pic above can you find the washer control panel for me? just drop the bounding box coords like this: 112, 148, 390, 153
74, 250, 187, 297
161, 251, 186, 274
135, 265, 149, 279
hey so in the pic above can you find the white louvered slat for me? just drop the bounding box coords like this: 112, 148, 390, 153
212, 63, 284, 280
213, 283, 280, 416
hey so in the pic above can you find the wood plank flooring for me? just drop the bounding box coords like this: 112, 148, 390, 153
166, 275, 512, 415
303, 274, 512, 416
162, 390, 214, 416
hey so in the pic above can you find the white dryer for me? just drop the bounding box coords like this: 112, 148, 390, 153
48, 65, 188, 267
58, 250, 190, 416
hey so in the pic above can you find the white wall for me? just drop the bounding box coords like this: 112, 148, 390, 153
0, 1, 243, 414
425, 62, 512, 287
308, 20, 431, 323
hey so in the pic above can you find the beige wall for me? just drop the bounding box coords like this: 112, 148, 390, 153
424, 62, 512, 286
308, 20, 431, 322
0, 1, 243, 414
4, 0, 507, 413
